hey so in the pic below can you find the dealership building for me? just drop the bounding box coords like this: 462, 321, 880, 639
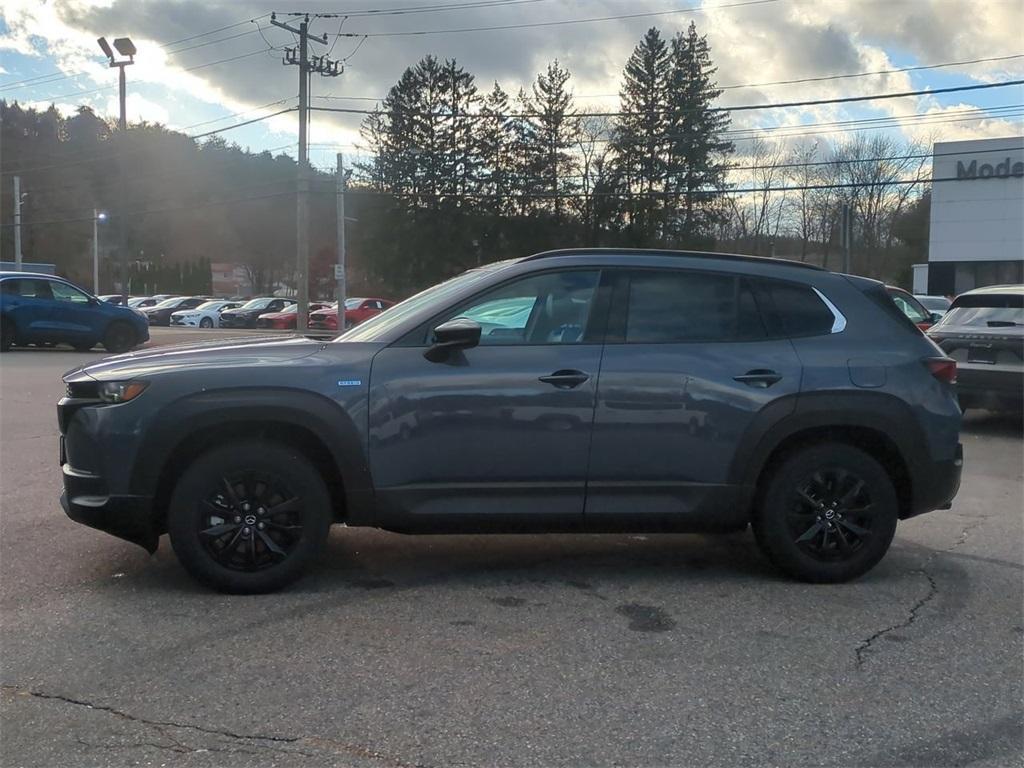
920, 136, 1024, 295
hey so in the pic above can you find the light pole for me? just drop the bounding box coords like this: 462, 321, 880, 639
97, 36, 134, 292
13, 176, 27, 271
93, 210, 107, 294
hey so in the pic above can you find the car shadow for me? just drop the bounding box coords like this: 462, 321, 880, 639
962, 409, 1023, 438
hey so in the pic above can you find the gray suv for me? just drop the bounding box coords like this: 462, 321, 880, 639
58, 250, 963, 592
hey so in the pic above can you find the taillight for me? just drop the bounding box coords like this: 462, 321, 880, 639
925, 357, 957, 384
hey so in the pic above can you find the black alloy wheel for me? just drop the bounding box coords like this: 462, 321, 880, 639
786, 468, 875, 561
200, 317, 214, 328
168, 441, 331, 593
752, 443, 898, 583
199, 472, 304, 572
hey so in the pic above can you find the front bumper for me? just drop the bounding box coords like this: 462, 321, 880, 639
170, 316, 199, 327
60, 462, 158, 552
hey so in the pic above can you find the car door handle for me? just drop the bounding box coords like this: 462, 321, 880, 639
539, 370, 590, 389
733, 369, 782, 388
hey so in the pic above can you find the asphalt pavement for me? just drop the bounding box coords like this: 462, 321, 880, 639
1, 336, 1021, 767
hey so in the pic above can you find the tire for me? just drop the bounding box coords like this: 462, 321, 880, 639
168, 441, 332, 593
0, 320, 13, 352
72, 343, 95, 352
752, 443, 898, 583
103, 322, 136, 353
199, 317, 213, 328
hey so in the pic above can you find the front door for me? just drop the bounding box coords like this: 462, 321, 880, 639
47, 281, 99, 344
368, 269, 604, 530
586, 268, 802, 528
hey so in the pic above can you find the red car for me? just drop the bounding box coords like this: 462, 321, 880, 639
256, 302, 332, 330
888, 286, 940, 332
308, 297, 394, 331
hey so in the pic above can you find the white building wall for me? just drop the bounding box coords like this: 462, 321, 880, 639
929, 137, 1024, 264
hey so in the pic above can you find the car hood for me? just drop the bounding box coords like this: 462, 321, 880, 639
64, 335, 326, 382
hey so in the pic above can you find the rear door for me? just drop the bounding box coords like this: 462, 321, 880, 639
585, 268, 802, 528
1, 278, 58, 341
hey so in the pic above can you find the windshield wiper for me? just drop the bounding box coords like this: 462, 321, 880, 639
986, 320, 1023, 327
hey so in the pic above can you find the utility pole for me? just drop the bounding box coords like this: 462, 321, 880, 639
840, 203, 852, 273
272, 12, 341, 331
335, 153, 347, 318
97, 37, 135, 293
13, 176, 23, 271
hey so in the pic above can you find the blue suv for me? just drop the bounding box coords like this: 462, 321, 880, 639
1, 272, 149, 353
57, 250, 962, 592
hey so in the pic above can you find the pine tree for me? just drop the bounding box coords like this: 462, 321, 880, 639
522, 61, 578, 222
664, 22, 734, 245
612, 27, 669, 244
476, 82, 517, 216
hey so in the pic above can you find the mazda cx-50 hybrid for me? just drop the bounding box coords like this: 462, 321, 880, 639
58, 250, 962, 592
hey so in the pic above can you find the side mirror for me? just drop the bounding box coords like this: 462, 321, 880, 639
424, 317, 481, 362
931, 312, 943, 324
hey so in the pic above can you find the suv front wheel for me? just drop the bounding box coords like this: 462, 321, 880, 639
752, 443, 899, 583
168, 441, 332, 593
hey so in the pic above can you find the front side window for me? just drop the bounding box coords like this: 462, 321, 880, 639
442, 270, 600, 345
50, 282, 90, 303
624, 270, 765, 343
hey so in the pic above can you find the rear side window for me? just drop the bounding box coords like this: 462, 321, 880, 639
2, 279, 54, 299
762, 280, 836, 337
624, 270, 766, 343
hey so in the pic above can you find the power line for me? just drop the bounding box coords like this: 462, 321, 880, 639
283, 0, 554, 19
0, 14, 274, 93
334, 0, 782, 37
2, 108, 297, 176
309, 79, 1024, 120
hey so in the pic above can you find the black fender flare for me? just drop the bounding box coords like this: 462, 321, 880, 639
130, 387, 373, 520
729, 390, 927, 509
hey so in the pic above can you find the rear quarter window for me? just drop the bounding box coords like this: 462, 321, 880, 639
761, 279, 837, 337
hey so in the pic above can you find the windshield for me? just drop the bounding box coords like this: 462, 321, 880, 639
338, 265, 507, 342
195, 301, 224, 311
154, 296, 184, 308
344, 298, 365, 309
240, 298, 272, 310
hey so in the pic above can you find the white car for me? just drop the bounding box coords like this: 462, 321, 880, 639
169, 299, 241, 328
915, 294, 952, 319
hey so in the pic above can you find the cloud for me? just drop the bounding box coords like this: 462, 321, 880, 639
2, 0, 1021, 156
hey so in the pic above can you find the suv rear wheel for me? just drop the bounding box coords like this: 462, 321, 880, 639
752, 443, 898, 583
168, 441, 332, 593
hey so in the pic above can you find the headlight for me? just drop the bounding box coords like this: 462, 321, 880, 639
98, 381, 149, 403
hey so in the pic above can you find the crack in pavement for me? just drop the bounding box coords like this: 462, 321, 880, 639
854, 515, 988, 670
854, 568, 938, 668
3, 684, 428, 767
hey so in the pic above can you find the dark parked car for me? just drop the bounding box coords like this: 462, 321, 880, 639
1, 272, 149, 353
928, 284, 1023, 412
143, 296, 209, 326
58, 249, 962, 593
219, 297, 295, 328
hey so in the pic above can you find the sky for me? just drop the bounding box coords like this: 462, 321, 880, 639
1, 0, 1023, 172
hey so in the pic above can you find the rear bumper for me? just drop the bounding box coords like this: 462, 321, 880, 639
904, 443, 963, 519
60, 463, 158, 553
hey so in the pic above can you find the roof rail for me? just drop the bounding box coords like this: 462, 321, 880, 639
520, 247, 826, 271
